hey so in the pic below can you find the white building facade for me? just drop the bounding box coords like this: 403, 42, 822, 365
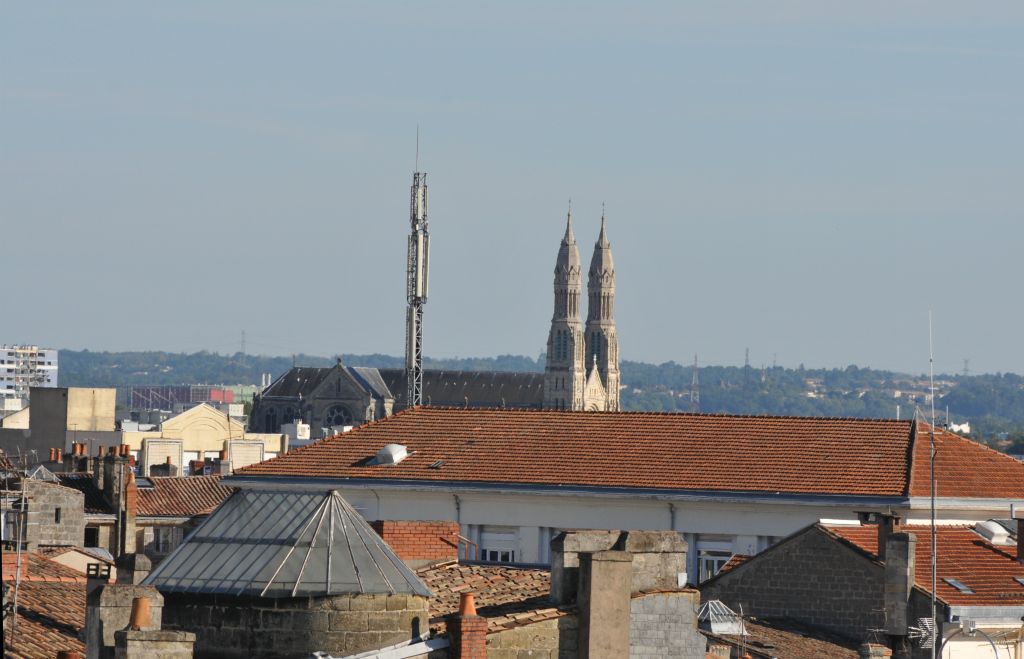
0, 345, 58, 405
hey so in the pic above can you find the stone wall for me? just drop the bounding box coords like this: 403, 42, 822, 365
162, 592, 429, 658
701, 526, 883, 640
486, 616, 578, 659
24, 478, 85, 549
629, 591, 703, 659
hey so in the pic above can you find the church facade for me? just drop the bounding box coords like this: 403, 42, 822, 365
543, 209, 621, 411
248, 206, 622, 434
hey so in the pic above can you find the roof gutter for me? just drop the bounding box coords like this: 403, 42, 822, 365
224, 475, 907, 509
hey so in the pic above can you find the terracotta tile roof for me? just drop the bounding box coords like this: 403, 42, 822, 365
416, 561, 568, 633
137, 475, 233, 517
5, 581, 87, 658
2, 554, 88, 659
703, 617, 859, 659
55, 472, 110, 514
2, 552, 88, 583
826, 523, 1024, 607
909, 424, 1024, 498
717, 553, 750, 575
239, 407, 923, 497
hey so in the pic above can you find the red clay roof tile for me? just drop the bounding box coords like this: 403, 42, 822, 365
827, 524, 1024, 607
240, 407, 932, 497
137, 475, 233, 517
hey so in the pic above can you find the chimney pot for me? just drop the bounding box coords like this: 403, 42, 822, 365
458, 592, 477, 616
166, 455, 173, 464
128, 596, 151, 631
108, 446, 117, 456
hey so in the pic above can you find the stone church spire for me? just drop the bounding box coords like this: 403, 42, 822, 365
584, 208, 620, 411
544, 205, 586, 410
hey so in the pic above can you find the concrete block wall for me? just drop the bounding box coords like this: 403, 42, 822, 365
162, 592, 429, 658
371, 520, 460, 567
629, 592, 703, 659
701, 527, 884, 640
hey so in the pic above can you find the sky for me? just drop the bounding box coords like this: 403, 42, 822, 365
2, 2, 1022, 375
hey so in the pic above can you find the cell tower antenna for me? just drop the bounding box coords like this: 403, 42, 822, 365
928, 311, 938, 659
405, 141, 430, 407
689, 354, 700, 413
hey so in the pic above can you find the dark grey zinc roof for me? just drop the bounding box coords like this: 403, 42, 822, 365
379, 368, 544, 411
144, 488, 430, 598
350, 367, 394, 401
261, 367, 335, 399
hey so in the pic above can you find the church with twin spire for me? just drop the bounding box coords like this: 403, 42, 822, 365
544, 207, 621, 411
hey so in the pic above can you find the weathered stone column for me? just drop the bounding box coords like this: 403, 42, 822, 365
883, 532, 916, 636
578, 550, 632, 659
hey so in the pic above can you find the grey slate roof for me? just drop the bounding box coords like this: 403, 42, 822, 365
144, 488, 431, 598
260, 367, 335, 399
350, 367, 395, 401
379, 368, 544, 411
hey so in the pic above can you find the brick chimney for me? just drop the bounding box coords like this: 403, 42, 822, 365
883, 532, 916, 636
859, 643, 893, 658
449, 592, 487, 658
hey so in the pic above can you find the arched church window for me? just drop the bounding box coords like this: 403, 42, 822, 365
324, 405, 354, 428
264, 408, 278, 433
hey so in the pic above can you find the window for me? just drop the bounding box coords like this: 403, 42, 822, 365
480, 526, 519, 564
324, 405, 354, 428
696, 534, 735, 582
699, 551, 732, 582
54, 508, 61, 524
154, 527, 183, 555
483, 548, 516, 562
84, 527, 99, 547
943, 578, 974, 594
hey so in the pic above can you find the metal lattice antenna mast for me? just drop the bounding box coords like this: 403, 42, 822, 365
928, 311, 937, 659
689, 354, 700, 413
405, 140, 430, 407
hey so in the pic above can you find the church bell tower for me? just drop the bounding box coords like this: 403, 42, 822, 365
543, 207, 586, 410
584, 210, 620, 411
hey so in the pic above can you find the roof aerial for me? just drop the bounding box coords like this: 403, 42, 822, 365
144, 488, 430, 598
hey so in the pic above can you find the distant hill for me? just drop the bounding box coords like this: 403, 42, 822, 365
57, 349, 1024, 455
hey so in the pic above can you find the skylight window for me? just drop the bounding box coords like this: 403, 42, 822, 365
943, 578, 975, 594
1015, 577, 1024, 587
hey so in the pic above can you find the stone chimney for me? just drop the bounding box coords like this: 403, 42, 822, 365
883, 532, 916, 636
449, 592, 487, 659
876, 513, 899, 562
550, 530, 688, 604
550, 531, 621, 604
578, 550, 632, 659
1013, 506, 1024, 564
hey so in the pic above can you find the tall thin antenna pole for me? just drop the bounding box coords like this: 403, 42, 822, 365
689, 354, 700, 413
406, 138, 429, 407
928, 311, 937, 659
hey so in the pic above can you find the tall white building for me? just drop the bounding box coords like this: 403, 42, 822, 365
0, 345, 59, 404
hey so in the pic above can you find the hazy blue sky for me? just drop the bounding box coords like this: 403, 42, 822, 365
3, 3, 1022, 374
